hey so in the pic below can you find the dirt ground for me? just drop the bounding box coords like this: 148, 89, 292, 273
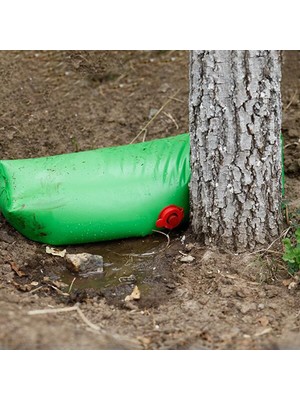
0, 50, 299, 350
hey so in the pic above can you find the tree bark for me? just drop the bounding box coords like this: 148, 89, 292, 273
189, 50, 283, 251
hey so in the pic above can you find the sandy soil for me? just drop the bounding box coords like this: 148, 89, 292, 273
0, 50, 299, 349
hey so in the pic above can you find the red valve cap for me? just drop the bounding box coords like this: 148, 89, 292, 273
156, 205, 184, 230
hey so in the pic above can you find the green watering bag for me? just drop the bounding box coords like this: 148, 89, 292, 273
0, 134, 190, 245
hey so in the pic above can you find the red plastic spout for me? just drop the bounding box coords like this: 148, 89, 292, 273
156, 205, 184, 230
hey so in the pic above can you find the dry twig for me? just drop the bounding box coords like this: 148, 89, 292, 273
250, 227, 291, 256
28, 286, 45, 294
284, 90, 298, 111
28, 305, 78, 315
284, 141, 300, 149
163, 111, 179, 129
168, 96, 184, 104
68, 277, 76, 293
47, 284, 69, 297
152, 229, 171, 248
28, 303, 102, 332
130, 89, 180, 144
76, 306, 101, 331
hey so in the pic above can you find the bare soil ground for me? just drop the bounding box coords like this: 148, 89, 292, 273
0, 50, 299, 350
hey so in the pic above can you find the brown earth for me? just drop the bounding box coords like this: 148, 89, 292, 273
0, 50, 299, 350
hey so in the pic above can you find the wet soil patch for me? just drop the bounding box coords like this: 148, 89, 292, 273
9, 232, 183, 310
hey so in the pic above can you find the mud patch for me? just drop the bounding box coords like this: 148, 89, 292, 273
9, 232, 182, 310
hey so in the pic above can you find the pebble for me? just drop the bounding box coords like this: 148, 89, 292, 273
158, 83, 170, 93
268, 302, 278, 310
0, 231, 15, 244
238, 303, 257, 314
148, 108, 159, 119
65, 253, 103, 275
185, 243, 195, 252
1, 263, 12, 274
236, 290, 246, 298
179, 255, 195, 263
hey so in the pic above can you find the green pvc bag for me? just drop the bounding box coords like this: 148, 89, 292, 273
0, 134, 190, 245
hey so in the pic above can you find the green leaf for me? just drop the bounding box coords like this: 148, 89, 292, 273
282, 229, 300, 274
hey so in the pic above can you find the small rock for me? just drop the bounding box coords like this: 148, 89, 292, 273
185, 243, 195, 252
179, 255, 195, 263
241, 315, 253, 324
2, 263, 13, 274
220, 276, 234, 285
0, 231, 15, 244
158, 83, 170, 93
258, 303, 265, 310
201, 250, 215, 262
205, 271, 215, 278
165, 282, 176, 289
65, 253, 103, 275
236, 290, 246, 298
265, 286, 280, 298
238, 302, 257, 314
123, 301, 138, 311
7, 132, 14, 140
148, 108, 159, 119
268, 302, 278, 310
118, 117, 126, 125
198, 296, 209, 305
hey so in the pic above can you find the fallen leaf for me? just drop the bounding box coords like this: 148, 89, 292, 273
9, 261, 26, 277
288, 281, 297, 290
125, 285, 141, 302
282, 278, 293, 287
46, 246, 66, 258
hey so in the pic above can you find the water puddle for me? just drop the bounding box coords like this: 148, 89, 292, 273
60, 234, 166, 291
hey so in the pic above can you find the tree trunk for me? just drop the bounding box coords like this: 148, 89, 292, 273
189, 50, 283, 251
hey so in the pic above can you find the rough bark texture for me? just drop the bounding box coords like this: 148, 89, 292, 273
189, 50, 283, 251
